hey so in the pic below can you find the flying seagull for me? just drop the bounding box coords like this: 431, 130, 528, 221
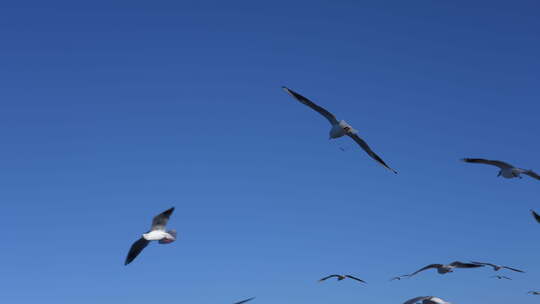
233, 297, 255, 304
125, 207, 177, 265
470, 261, 524, 273
390, 275, 410, 281
403, 296, 451, 304
528, 291, 540, 295
491, 275, 512, 280
407, 261, 483, 277
319, 274, 367, 284
531, 210, 540, 223
462, 158, 540, 180
282, 87, 397, 173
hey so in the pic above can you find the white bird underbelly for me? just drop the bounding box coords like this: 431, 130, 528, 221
329, 120, 357, 139
143, 230, 169, 241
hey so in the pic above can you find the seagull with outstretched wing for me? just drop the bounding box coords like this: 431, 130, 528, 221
283, 87, 397, 173
407, 261, 483, 277
125, 207, 177, 265
318, 274, 366, 284
491, 275, 512, 280
462, 158, 540, 180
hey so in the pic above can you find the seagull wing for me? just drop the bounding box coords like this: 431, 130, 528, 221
319, 274, 340, 281
151, 207, 175, 231
461, 158, 513, 169
424, 297, 448, 304
233, 297, 255, 304
450, 261, 484, 268
502, 266, 525, 273
125, 237, 150, 265
282, 87, 338, 125
523, 170, 540, 180
531, 210, 540, 223
470, 261, 497, 270
347, 133, 397, 173
345, 275, 367, 283
408, 264, 442, 277
403, 296, 430, 304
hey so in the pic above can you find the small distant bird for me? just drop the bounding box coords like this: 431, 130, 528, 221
470, 261, 524, 273
125, 207, 177, 265
407, 261, 483, 277
528, 291, 540, 295
531, 210, 540, 223
233, 297, 255, 304
319, 274, 367, 284
390, 275, 409, 281
282, 87, 397, 173
491, 275, 512, 280
403, 296, 451, 304
462, 158, 540, 180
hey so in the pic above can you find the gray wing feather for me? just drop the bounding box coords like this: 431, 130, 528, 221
233, 297, 255, 304
347, 133, 397, 173
408, 264, 442, 276
151, 207, 175, 231
502, 266, 525, 273
403, 296, 431, 304
450, 261, 483, 268
470, 261, 496, 269
319, 274, 340, 281
125, 237, 150, 265
523, 170, 540, 180
531, 210, 540, 223
345, 275, 367, 283
282, 87, 338, 125
462, 158, 513, 169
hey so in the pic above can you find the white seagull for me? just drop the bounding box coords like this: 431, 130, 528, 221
470, 261, 524, 273
125, 207, 177, 265
403, 296, 451, 304
528, 291, 540, 295
282, 87, 397, 173
407, 261, 483, 277
462, 158, 540, 180
491, 275, 512, 280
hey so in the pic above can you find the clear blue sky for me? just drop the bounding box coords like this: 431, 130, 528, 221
1, 1, 539, 303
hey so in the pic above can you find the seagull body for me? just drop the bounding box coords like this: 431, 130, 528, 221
471, 261, 524, 273
462, 158, 540, 180
531, 210, 540, 223
125, 207, 176, 265
491, 275, 512, 280
403, 296, 451, 304
528, 291, 540, 295
282, 87, 397, 173
407, 261, 483, 277
319, 274, 366, 284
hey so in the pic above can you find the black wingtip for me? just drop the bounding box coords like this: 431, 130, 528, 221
163, 207, 175, 215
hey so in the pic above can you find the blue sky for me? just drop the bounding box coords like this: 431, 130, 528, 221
1, 1, 539, 303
